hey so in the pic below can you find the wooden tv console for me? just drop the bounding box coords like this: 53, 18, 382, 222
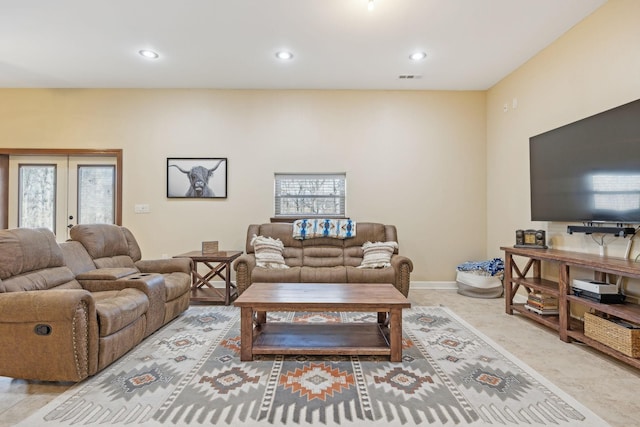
502, 246, 640, 369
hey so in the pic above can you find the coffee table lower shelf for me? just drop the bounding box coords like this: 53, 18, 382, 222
250, 323, 392, 357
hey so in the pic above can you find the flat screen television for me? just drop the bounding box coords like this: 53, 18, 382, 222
529, 98, 640, 223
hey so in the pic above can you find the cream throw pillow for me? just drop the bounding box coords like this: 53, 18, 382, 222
357, 241, 398, 269
251, 234, 289, 269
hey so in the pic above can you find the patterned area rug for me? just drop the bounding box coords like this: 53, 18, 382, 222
17, 306, 608, 426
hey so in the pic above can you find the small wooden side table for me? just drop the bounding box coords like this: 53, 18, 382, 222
173, 250, 242, 305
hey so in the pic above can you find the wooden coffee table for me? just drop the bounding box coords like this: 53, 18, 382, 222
234, 282, 411, 362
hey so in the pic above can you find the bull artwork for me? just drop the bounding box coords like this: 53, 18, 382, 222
167, 158, 226, 198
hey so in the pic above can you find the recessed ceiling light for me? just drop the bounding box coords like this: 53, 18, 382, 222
138, 50, 159, 59
275, 51, 294, 60
409, 52, 427, 61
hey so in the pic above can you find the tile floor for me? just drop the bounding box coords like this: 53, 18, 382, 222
1, 289, 638, 427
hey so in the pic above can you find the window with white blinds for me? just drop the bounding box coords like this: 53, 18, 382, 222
274, 173, 346, 217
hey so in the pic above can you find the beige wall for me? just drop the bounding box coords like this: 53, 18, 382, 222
6, 2, 632, 284
486, 0, 640, 295
0, 89, 486, 282
487, 0, 640, 258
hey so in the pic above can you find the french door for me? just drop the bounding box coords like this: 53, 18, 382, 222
8, 155, 117, 241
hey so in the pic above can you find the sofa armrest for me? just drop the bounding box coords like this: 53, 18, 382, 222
390, 254, 413, 272
0, 290, 99, 382
0, 289, 94, 322
136, 258, 192, 275
233, 254, 256, 295
390, 255, 413, 297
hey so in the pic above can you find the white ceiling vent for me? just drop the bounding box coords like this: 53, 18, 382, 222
398, 75, 423, 79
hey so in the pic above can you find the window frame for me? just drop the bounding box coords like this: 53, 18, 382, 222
273, 172, 347, 220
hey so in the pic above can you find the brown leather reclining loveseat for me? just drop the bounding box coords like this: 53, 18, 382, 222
0, 225, 191, 382
233, 222, 413, 297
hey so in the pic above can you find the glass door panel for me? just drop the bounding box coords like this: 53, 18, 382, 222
74, 164, 115, 225
9, 156, 68, 239
65, 157, 117, 236
17, 164, 57, 230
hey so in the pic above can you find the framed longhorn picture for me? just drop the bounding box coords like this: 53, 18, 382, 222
167, 158, 228, 199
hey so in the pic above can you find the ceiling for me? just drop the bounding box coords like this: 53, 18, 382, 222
0, 0, 607, 90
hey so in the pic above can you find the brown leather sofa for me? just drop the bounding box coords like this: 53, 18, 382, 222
233, 222, 413, 297
0, 226, 191, 382
69, 224, 191, 330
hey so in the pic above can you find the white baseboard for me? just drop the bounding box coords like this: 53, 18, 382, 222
410, 281, 458, 290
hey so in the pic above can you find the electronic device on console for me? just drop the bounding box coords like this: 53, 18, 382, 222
572, 279, 625, 304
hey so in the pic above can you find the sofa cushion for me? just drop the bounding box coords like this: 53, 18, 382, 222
92, 288, 149, 337
0, 266, 80, 292
59, 241, 100, 275
343, 223, 399, 254
358, 241, 398, 269
0, 228, 80, 292
93, 255, 137, 269
252, 266, 301, 283
346, 265, 395, 284
303, 247, 344, 267
251, 235, 289, 269
283, 247, 303, 267
70, 224, 130, 259
122, 227, 143, 262
162, 272, 192, 301
301, 266, 347, 282
343, 246, 365, 267
0, 228, 64, 280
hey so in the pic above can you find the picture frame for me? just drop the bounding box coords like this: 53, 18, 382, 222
167, 158, 228, 199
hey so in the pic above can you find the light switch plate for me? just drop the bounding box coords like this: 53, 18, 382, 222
134, 204, 150, 214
